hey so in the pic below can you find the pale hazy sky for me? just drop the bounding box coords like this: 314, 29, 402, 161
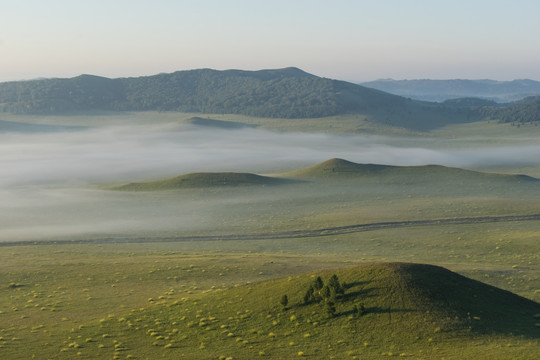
1, 0, 539, 82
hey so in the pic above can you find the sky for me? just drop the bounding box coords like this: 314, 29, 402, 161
1, 0, 540, 83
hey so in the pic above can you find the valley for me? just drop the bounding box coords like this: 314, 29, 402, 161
0, 112, 539, 358
1, 72, 540, 360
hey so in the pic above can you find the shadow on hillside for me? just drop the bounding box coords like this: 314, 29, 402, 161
343, 280, 369, 289
338, 306, 417, 318
343, 287, 379, 301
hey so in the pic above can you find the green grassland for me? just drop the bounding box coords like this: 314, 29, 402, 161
1, 241, 539, 359
1, 113, 540, 359
4, 110, 540, 138
2, 165, 540, 358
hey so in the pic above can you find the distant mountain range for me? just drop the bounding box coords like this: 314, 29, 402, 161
0, 68, 539, 129
361, 79, 540, 102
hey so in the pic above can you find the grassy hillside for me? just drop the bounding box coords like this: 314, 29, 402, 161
285, 158, 539, 183
110, 158, 538, 192
111, 172, 293, 191
9, 261, 536, 359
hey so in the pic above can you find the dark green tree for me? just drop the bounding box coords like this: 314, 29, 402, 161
313, 276, 324, 291
303, 285, 315, 305
328, 274, 344, 297
321, 285, 331, 300
324, 300, 336, 317
280, 294, 289, 310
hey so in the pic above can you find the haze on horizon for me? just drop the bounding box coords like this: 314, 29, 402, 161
1, 0, 540, 83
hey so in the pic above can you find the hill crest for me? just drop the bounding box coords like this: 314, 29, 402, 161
286, 158, 539, 182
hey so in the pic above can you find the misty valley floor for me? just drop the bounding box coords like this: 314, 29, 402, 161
0, 113, 539, 359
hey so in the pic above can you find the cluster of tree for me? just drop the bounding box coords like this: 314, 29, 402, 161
303, 274, 345, 317
281, 274, 366, 318
478, 96, 540, 124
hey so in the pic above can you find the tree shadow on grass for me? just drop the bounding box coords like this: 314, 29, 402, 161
342, 287, 379, 301
338, 306, 417, 318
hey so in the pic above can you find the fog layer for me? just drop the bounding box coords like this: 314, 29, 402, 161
1, 122, 539, 241
2, 123, 540, 187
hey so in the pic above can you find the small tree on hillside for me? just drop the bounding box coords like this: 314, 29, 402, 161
303, 285, 315, 305
280, 294, 289, 310
328, 274, 344, 298
321, 285, 332, 301
313, 276, 324, 292
324, 300, 336, 317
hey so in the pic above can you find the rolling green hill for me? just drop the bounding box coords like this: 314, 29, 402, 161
53, 262, 539, 359
110, 158, 538, 192
110, 172, 293, 191
286, 158, 539, 183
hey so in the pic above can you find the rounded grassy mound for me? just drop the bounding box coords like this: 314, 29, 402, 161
65, 262, 539, 359
111, 172, 292, 191
286, 158, 539, 184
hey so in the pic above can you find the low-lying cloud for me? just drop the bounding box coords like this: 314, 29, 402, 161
1, 123, 539, 188
1, 122, 539, 241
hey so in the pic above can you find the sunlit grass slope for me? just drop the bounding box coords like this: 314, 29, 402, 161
286, 158, 539, 183
111, 172, 293, 191
44, 262, 539, 360
111, 158, 538, 192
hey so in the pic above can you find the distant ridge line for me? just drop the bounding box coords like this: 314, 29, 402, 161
3, 213, 540, 247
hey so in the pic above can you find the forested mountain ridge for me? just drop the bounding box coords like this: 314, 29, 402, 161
0, 68, 465, 126
0, 67, 416, 118
1, 67, 538, 128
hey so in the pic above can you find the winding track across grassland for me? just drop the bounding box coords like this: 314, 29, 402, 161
2, 213, 540, 247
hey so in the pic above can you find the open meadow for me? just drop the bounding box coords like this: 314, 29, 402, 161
1, 113, 539, 359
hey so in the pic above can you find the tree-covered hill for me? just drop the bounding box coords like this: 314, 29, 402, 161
0, 67, 411, 119
2, 67, 539, 128
480, 96, 540, 125
0, 68, 471, 129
